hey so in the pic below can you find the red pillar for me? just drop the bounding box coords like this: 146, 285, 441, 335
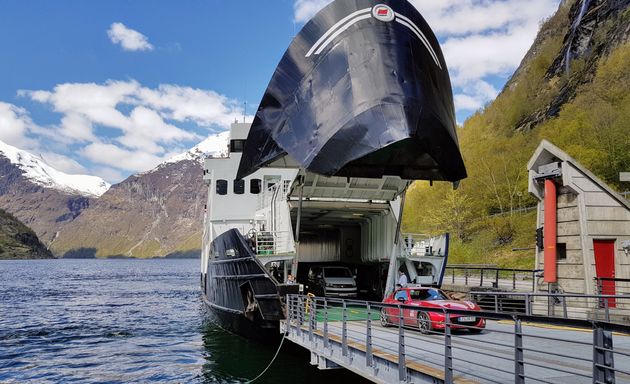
543, 179, 557, 283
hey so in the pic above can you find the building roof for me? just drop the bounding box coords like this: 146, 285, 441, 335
528, 140, 630, 210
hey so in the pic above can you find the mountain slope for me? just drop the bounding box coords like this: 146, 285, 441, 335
50, 132, 228, 258
0, 141, 111, 245
403, 0, 630, 268
0, 208, 52, 259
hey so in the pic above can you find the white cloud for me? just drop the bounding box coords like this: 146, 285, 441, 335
410, 0, 557, 36
0, 102, 38, 149
292, 0, 560, 115
91, 166, 126, 184
18, 79, 245, 179
40, 152, 88, 174
137, 84, 245, 127
80, 142, 173, 172
107, 22, 154, 51
294, 0, 333, 23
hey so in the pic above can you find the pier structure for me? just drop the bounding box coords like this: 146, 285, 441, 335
283, 294, 630, 383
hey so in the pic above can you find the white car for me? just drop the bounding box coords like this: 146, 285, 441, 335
307, 266, 358, 298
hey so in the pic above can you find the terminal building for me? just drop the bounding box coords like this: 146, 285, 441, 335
528, 140, 630, 319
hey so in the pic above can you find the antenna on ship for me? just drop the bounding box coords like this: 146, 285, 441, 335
243, 101, 247, 123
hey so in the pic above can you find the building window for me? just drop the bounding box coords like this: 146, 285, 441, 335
250, 179, 262, 194
233, 179, 245, 195
557, 243, 567, 261
216, 179, 228, 195
230, 140, 245, 153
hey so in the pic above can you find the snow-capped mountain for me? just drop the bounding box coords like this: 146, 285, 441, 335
2, 132, 229, 258
50, 133, 229, 258
163, 131, 229, 165
0, 140, 110, 197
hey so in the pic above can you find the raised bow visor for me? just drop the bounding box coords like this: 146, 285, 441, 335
237, 0, 466, 182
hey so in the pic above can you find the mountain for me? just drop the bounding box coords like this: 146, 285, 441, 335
50, 132, 228, 258
0, 208, 52, 259
0, 140, 109, 197
403, 0, 630, 268
0, 140, 110, 247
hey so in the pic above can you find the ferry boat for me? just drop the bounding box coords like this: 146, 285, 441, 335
200, 0, 466, 340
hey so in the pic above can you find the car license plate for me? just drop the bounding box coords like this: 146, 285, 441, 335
458, 316, 476, 322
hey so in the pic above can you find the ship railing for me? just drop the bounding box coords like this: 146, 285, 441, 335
257, 183, 289, 210
285, 294, 630, 384
468, 291, 630, 324
399, 232, 447, 258
254, 230, 292, 256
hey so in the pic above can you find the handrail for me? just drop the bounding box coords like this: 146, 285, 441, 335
444, 265, 543, 291
469, 291, 630, 322
254, 230, 292, 256
446, 263, 497, 268
595, 277, 630, 282
445, 266, 541, 273
284, 294, 630, 383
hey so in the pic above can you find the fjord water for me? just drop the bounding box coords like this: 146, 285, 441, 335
0, 259, 365, 383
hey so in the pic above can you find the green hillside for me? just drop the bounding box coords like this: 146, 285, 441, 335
403, 1, 630, 269
0, 208, 53, 259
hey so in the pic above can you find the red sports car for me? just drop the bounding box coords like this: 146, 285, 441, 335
381, 287, 485, 334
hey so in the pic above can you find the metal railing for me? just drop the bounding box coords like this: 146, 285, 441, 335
469, 291, 630, 323
445, 265, 542, 291
595, 277, 630, 296
254, 231, 291, 256
257, 182, 289, 210
285, 294, 630, 384
489, 206, 537, 217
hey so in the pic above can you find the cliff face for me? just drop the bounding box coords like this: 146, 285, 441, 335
0, 208, 52, 259
50, 159, 206, 258
510, 0, 630, 131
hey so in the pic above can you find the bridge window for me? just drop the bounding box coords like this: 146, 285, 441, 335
233, 179, 245, 195
250, 179, 262, 194
230, 139, 245, 153
216, 179, 228, 195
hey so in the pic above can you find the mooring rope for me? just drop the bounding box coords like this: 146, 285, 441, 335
246, 331, 287, 383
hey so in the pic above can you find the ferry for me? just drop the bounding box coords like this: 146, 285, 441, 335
200, 0, 466, 340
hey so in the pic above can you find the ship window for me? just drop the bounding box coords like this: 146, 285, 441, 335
230, 139, 245, 153
216, 179, 228, 195
250, 179, 262, 194
233, 179, 245, 195
283, 180, 291, 194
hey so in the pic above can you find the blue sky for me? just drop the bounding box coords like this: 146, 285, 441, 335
0, 0, 560, 183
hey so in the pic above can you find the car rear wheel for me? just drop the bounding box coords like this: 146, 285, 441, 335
380, 308, 390, 327
417, 312, 432, 334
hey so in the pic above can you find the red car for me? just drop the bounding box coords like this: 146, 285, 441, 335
381, 287, 485, 334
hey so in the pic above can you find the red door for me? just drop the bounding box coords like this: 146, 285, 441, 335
594, 239, 616, 308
